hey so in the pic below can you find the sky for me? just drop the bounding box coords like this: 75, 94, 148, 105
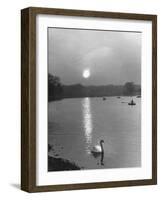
48, 28, 141, 86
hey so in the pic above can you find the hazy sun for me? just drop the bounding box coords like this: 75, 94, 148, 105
83, 69, 90, 78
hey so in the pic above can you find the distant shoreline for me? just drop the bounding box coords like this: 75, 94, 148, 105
49, 95, 141, 102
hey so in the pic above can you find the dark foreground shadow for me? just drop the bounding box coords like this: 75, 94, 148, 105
48, 156, 81, 171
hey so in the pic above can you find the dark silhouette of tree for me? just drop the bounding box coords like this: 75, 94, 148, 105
48, 73, 63, 101
123, 82, 135, 96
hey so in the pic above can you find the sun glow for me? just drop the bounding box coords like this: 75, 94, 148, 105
83, 69, 90, 78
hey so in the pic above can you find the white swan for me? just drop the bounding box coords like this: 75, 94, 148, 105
91, 140, 104, 154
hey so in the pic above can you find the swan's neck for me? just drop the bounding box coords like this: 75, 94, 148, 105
100, 142, 104, 153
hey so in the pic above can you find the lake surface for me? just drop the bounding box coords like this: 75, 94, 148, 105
48, 96, 141, 170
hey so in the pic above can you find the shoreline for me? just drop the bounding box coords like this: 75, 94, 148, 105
49, 95, 141, 102
48, 156, 81, 171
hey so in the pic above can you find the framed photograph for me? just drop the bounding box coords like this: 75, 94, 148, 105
21, 7, 157, 192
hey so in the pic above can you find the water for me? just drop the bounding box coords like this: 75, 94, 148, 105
48, 97, 141, 170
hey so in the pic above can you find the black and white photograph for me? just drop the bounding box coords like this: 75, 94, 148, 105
48, 28, 141, 171
21, 7, 157, 192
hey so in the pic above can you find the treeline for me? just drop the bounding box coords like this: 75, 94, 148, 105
48, 73, 141, 101
48, 74, 63, 101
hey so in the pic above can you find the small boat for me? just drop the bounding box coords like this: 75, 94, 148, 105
128, 99, 136, 106
103, 97, 106, 100
117, 96, 121, 98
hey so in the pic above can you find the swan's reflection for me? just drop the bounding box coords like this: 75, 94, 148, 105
82, 97, 93, 153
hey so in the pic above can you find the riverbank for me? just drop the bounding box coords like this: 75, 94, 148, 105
48, 156, 81, 171
49, 94, 141, 102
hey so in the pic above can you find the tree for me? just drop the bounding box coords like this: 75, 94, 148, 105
123, 82, 135, 96
48, 73, 63, 101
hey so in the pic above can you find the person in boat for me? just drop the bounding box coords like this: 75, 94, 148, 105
128, 99, 136, 105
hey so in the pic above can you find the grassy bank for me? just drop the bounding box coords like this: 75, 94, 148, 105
48, 156, 81, 171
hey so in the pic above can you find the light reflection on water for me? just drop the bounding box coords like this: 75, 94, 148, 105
82, 97, 93, 153
49, 97, 141, 169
